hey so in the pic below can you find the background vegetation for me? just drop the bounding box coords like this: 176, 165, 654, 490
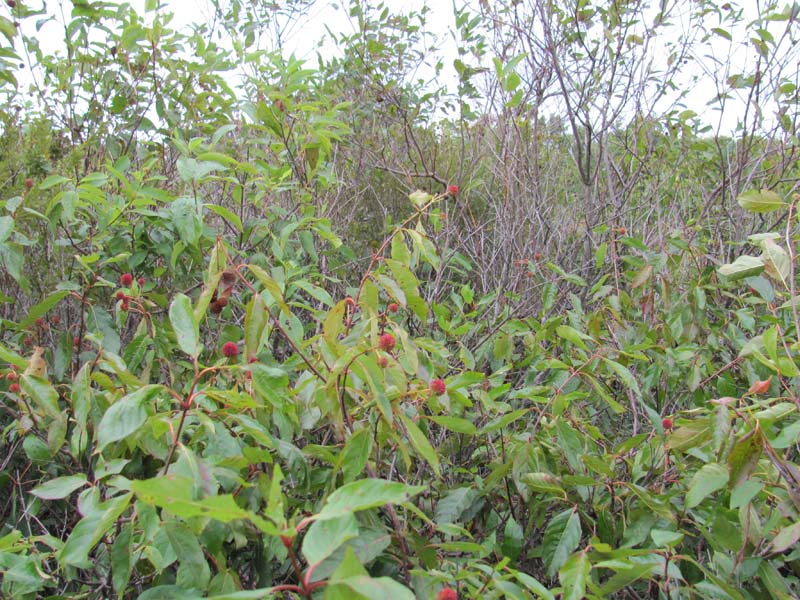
1, 0, 800, 598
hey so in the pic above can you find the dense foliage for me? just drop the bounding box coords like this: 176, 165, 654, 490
2, 0, 800, 598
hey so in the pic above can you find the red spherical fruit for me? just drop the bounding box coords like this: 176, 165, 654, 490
388, 303, 399, 313
24, 178, 33, 189
6, 371, 16, 381
120, 300, 129, 311
116, 291, 127, 300
35, 317, 46, 328
377, 355, 388, 368
534, 252, 543, 261
137, 277, 145, 285
431, 378, 446, 395
447, 185, 459, 196
345, 296, 356, 308
437, 588, 458, 600
9, 383, 20, 393
616, 226, 626, 235
222, 341, 239, 358
73, 336, 81, 346
49, 315, 60, 324
378, 333, 396, 352
662, 417, 673, 430
120, 273, 133, 286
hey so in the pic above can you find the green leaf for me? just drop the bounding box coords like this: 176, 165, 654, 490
521, 472, 566, 496
598, 561, 657, 595
502, 517, 524, 560
409, 189, 432, 207
317, 479, 425, 521
728, 427, 765, 488
650, 529, 684, 548
737, 189, 785, 213
165, 520, 211, 590
246, 264, 291, 317
38, 175, 70, 189
427, 415, 477, 435
96, 385, 163, 452
543, 508, 582, 577
130, 475, 274, 532
325, 575, 415, 600
686, 463, 729, 508
559, 550, 590, 600
19, 374, 60, 419
169, 293, 200, 358
30, 474, 88, 500
758, 560, 794, 599
204, 203, 243, 233
435, 487, 478, 525
556, 325, 592, 350
170, 196, 203, 246
302, 512, 359, 566
17, 290, 70, 330
719, 255, 765, 280
59, 493, 132, 567
339, 428, 372, 484
111, 522, 133, 595
769, 520, 800, 554
251, 364, 290, 410
601, 358, 642, 398
399, 413, 440, 476
194, 238, 226, 323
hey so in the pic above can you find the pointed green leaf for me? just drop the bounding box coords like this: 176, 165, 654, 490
737, 189, 785, 213
31, 474, 88, 500
543, 508, 582, 577
302, 513, 359, 566
169, 293, 200, 357
317, 479, 425, 521
96, 385, 163, 452
559, 550, 590, 600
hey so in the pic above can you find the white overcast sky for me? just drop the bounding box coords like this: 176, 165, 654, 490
14, 0, 792, 134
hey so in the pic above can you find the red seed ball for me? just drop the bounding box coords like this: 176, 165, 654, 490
437, 588, 458, 600
378, 333, 395, 352
9, 382, 20, 393
662, 417, 673, 430
447, 185, 459, 196
388, 303, 399, 313
431, 378, 446, 395
222, 341, 239, 358
120, 273, 133, 286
